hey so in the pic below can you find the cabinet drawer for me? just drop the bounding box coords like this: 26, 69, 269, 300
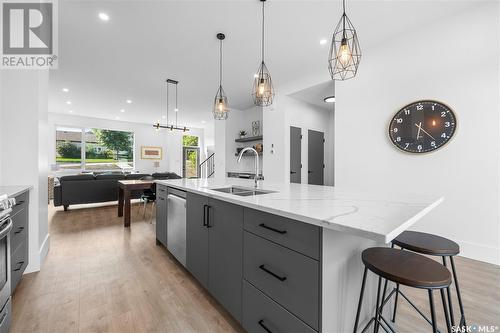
157, 185, 168, 199
11, 191, 28, 217
243, 232, 319, 330
243, 280, 316, 333
10, 206, 28, 254
11, 239, 28, 293
244, 208, 320, 260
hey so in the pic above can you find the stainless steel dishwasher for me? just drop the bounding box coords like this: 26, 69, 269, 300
166, 188, 186, 267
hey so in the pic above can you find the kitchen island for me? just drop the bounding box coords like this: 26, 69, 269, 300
156, 178, 443, 333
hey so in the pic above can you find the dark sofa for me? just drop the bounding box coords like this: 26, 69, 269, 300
53, 172, 181, 210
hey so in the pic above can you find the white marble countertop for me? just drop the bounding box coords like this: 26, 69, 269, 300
156, 178, 443, 243
0, 185, 32, 198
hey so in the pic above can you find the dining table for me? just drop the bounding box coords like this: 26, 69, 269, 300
118, 179, 155, 227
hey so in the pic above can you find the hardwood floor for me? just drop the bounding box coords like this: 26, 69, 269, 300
12, 203, 244, 333
11, 203, 500, 333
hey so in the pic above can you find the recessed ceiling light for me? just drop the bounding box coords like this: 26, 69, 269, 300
68, 110, 73, 113
115, 116, 120, 120
174, 108, 178, 112
66, 101, 72, 105
125, 99, 132, 104
120, 109, 125, 113
324, 96, 335, 103
162, 115, 166, 119
201, 120, 206, 124
62, 88, 69, 93
98, 13, 109, 21
320, 39, 328, 45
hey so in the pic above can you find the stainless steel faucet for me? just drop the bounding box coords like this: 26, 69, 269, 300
237, 147, 261, 188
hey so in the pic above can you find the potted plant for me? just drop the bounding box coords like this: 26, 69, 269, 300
239, 130, 247, 139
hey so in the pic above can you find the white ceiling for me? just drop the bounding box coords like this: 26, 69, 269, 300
49, 0, 475, 131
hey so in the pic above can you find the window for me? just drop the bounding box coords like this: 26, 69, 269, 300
56, 126, 134, 171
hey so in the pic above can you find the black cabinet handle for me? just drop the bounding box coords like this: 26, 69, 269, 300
259, 223, 286, 235
206, 205, 212, 228
159, 197, 165, 201
14, 226, 24, 234
13, 261, 24, 271
203, 205, 208, 227
308, 171, 312, 174
259, 264, 287, 282
290, 171, 297, 174
14, 201, 25, 207
258, 319, 273, 333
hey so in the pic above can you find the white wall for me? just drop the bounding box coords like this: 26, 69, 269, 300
0, 70, 50, 273
225, 106, 263, 175
48, 113, 205, 176
336, 2, 500, 264
262, 95, 335, 185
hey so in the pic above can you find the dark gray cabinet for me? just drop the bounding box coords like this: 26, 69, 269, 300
155, 185, 168, 247
10, 190, 29, 293
185, 192, 243, 322
208, 199, 243, 321
186, 192, 209, 289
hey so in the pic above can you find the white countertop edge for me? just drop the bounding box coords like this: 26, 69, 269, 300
383, 196, 444, 243
0, 185, 33, 198
158, 181, 442, 243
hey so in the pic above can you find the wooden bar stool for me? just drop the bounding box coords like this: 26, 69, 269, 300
353, 247, 452, 333
392, 231, 465, 328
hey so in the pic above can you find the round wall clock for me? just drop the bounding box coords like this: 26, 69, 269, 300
389, 100, 457, 153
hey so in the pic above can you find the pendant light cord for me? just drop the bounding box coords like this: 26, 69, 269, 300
166, 83, 169, 126
219, 39, 223, 91
342, 0, 346, 39
261, 0, 265, 65
175, 82, 178, 127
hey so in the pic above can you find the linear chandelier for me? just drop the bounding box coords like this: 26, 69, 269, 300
252, 0, 274, 107
154, 79, 189, 132
328, 0, 361, 80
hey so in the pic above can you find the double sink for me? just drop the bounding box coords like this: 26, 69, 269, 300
211, 186, 276, 197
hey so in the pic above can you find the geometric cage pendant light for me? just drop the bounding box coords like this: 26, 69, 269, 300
213, 33, 229, 120
328, 0, 361, 81
252, 0, 274, 106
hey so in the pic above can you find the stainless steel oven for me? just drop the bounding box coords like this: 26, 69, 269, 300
0, 196, 14, 333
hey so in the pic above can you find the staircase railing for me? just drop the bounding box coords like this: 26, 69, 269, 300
199, 153, 215, 178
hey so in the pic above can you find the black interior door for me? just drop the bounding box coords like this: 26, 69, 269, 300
290, 126, 302, 184
308, 130, 325, 185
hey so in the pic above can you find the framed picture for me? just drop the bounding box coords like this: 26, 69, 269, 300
141, 146, 162, 160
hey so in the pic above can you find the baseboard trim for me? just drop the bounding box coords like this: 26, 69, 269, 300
39, 233, 50, 266
458, 239, 500, 265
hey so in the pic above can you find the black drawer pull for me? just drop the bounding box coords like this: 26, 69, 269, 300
14, 201, 25, 207
14, 227, 24, 234
159, 197, 165, 201
13, 261, 24, 271
258, 319, 273, 333
259, 223, 286, 235
259, 264, 287, 282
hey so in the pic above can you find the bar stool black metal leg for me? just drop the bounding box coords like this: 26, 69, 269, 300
377, 279, 389, 333
373, 276, 382, 333
440, 288, 452, 333
354, 267, 368, 333
442, 257, 455, 326
428, 290, 438, 333
450, 256, 466, 327
391, 284, 399, 323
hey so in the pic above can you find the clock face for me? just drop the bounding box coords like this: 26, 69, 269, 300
389, 100, 457, 153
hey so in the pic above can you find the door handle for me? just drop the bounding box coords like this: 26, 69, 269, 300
308, 171, 312, 174
290, 171, 297, 174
